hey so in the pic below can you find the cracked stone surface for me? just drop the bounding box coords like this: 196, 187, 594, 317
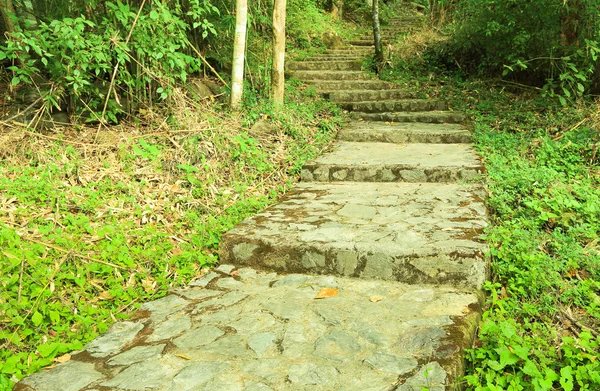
351, 111, 466, 124
220, 182, 488, 289
338, 122, 472, 144
301, 142, 483, 183
15, 268, 481, 391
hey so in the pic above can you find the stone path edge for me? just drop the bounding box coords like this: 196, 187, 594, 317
14, 266, 484, 391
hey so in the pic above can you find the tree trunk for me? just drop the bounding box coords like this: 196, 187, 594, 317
334, 0, 343, 19
20, 0, 38, 30
230, 0, 248, 110
372, 0, 383, 69
428, 0, 435, 23
0, 0, 16, 34
272, 0, 287, 109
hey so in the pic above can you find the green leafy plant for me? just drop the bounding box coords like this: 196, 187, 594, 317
439, 0, 600, 103
1, 0, 219, 122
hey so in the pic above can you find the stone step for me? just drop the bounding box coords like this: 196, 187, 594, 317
352, 111, 466, 124
385, 25, 423, 30
340, 99, 447, 113
370, 27, 419, 32
329, 46, 373, 51
389, 16, 425, 22
220, 182, 488, 288
383, 26, 422, 30
288, 71, 371, 81
307, 55, 364, 61
388, 21, 424, 25
307, 80, 397, 91
348, 39, 376, 46
361, 32, 404, 38
360, 32, 411, 40
325, 89, 415, 102
339, 121, 472, 144
305, 57, 364, 62
17, 266, 483, 391
287, 60, 362, 71
326, 49, 373, 55
301, 142, 483, 183
386, 23, 423, 28
386, 21, 423, 25
348, 45, 375, 50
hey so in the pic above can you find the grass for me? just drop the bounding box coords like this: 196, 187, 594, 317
380, 26, 600, 390
465, 96, 600, 391
0, 82, 344, 390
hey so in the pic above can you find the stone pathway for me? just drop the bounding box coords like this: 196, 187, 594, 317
16, 13, 488, 391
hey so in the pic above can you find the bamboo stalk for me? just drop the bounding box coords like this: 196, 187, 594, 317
94, 0, 148, 143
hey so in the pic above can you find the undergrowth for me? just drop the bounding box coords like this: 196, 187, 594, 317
382, 28, 600, 390
0, 83, 343, 390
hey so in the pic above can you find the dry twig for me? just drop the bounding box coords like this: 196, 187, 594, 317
25, 237, 131, 271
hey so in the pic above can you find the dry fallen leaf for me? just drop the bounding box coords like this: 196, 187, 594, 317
315, 288, 339, 299
142, 278, 156, 293
369, 296, 383, 303
54, 353, 71, 363
176, 354, 191, 360
171, 248, 183, 256
99, 291, 114, 300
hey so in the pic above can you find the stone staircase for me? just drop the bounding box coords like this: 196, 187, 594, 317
16, 14, 488, 391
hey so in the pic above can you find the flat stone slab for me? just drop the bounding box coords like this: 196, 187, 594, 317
348, 39, 376, 46
287, 60, 362, 71
307, 80, 396, 91
16, 268, 481, 391
301, 142, 483, 183
340, 99, 447, 113
220, 182, 488, 288
288, 71, 370, 81
326, 89, 415, 102
352, 111, 466, 124
306, 55, 365, 61
338, 121, 471, 144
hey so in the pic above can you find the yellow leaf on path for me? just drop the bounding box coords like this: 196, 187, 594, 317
369, 296, 383, 303
315, 288, 339, 299
54, 353, 71, 363
176, 354, 191, 360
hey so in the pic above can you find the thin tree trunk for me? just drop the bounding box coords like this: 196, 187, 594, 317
0, 0, 16, 34
372, 0, 383, 69
428, 0, 435, 23
334, 0, 343, 19
230, 0, 248, 110
20, 0, 37, 30
272, 0, 287, 109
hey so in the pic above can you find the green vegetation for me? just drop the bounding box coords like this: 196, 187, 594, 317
0, 0, 356, 122
0, 83, 343, 389
435, 0, 600, 104
466, 87, 600, 391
